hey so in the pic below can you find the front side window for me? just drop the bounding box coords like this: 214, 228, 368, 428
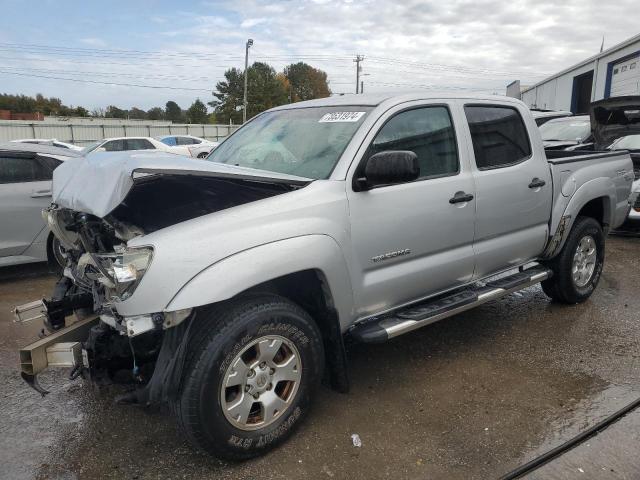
125, 139, 155, 150
464, 105, 531, 170
207, 106, 371, 179
368, 106, 459, 179
0, 156, 51, 184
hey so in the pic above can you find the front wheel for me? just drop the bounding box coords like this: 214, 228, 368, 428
541, 216, 605, 304
173, 295, 324, 460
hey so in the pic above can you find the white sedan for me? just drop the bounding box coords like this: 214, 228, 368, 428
11, 138, 83, 151
82, 137, 182, 155
155, 135, 219, 158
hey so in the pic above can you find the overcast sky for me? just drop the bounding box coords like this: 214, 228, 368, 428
0, 0, 638, 111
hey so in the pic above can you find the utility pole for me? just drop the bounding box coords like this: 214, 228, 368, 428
360, 80, 364, 94
243, 38, 253, 123
354, 54, 364, 94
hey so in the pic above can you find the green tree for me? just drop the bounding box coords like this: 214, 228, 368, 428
73, 106, 89, 117
210, 62, 288, 124
147, 107, 165, 120
165, 101, 183, 123
186, 99, 209, 124
105, 105, 127, 119
128, 107, 147, 119
283, 62, 331, 102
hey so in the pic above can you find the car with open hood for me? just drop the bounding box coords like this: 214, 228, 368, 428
590, 96, 640, 222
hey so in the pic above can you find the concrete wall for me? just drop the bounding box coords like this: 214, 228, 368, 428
0, 121, 240, 145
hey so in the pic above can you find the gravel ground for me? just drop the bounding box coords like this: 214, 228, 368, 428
0, 235, 639, 479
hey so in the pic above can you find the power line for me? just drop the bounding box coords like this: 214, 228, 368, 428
0, 65, 218, 82
0, 70, 211, 91
0, 42, 544, 78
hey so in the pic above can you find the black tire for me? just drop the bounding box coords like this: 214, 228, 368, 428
541, 216, 605, 304
173, 295, 324, 460
197, 152, 208, 158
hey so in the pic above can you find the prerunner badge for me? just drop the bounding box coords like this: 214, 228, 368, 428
319, 111, 366, 123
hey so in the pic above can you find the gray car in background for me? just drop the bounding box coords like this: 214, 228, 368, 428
0, 143, 82, 268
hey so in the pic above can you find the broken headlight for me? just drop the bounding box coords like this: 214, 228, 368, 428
112, 247, 153, 299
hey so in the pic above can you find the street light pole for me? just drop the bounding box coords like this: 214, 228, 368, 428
243, 38, 253, 123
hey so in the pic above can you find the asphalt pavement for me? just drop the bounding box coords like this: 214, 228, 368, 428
1, 235, 639, 479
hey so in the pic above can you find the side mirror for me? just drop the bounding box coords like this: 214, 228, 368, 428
96, 147, 106, 152
356, 150, 419, 190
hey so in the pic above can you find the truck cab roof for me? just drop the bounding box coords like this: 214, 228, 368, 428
269, 92, 524, 111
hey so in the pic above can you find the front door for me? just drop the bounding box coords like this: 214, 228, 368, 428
347, 102, 477, 318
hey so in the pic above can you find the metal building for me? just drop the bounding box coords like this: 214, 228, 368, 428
512, 33, 640, 113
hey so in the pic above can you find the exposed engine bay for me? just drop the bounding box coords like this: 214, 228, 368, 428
29, 173, 301, 396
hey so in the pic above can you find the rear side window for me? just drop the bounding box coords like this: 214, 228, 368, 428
103, 140, 125, 151
369, 106, 459, 179
160, 136, 177, 146
176, 136, 197, 145
464, 105, 531, 170
125, 139, 155, 150
0, 156, 52, 183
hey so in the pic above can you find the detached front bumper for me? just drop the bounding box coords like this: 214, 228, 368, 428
16, 304, 99, 395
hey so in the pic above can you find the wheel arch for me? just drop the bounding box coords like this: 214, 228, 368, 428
546, 178, 614, 258
165, 235, 354, 392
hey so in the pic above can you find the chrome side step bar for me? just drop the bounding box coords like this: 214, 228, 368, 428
350, 266, 552, 343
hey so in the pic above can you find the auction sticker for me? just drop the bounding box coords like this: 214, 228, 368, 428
319, 111, 366, 123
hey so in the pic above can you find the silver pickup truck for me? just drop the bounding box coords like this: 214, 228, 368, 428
16, 93, 637, 460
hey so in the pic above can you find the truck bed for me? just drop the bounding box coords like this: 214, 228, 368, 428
545, 149, 634, 245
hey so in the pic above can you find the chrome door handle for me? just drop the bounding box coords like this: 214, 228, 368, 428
449, 191, 474, 204
528, 178, 546, 189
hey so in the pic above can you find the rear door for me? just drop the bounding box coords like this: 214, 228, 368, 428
462, 103, 552, 278
0, 154, 57, 257
347, 101, 477, 318
125, 138, 156, 151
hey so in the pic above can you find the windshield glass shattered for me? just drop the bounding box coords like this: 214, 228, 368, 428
206, 106, 371, 179
539, 118, 591, 142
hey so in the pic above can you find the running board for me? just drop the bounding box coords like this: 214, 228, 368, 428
350, 266, 552, 343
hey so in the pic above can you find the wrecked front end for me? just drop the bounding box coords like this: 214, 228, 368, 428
16, 154, 310, 401
17, 204, 194, 399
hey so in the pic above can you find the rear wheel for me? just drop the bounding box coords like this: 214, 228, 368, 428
173, 295, 324, 460
541, 216, 604, 304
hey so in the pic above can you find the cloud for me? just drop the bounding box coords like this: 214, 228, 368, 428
79, 37, 107, 47
241, 18, 267, 28
5, 0, 640, 109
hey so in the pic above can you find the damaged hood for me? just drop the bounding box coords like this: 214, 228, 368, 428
53, 151, 312, 218
590, 96, 640, 149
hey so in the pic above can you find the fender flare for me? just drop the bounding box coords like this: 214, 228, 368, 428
165, 234, 355, 329
544, 177, 614, 258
